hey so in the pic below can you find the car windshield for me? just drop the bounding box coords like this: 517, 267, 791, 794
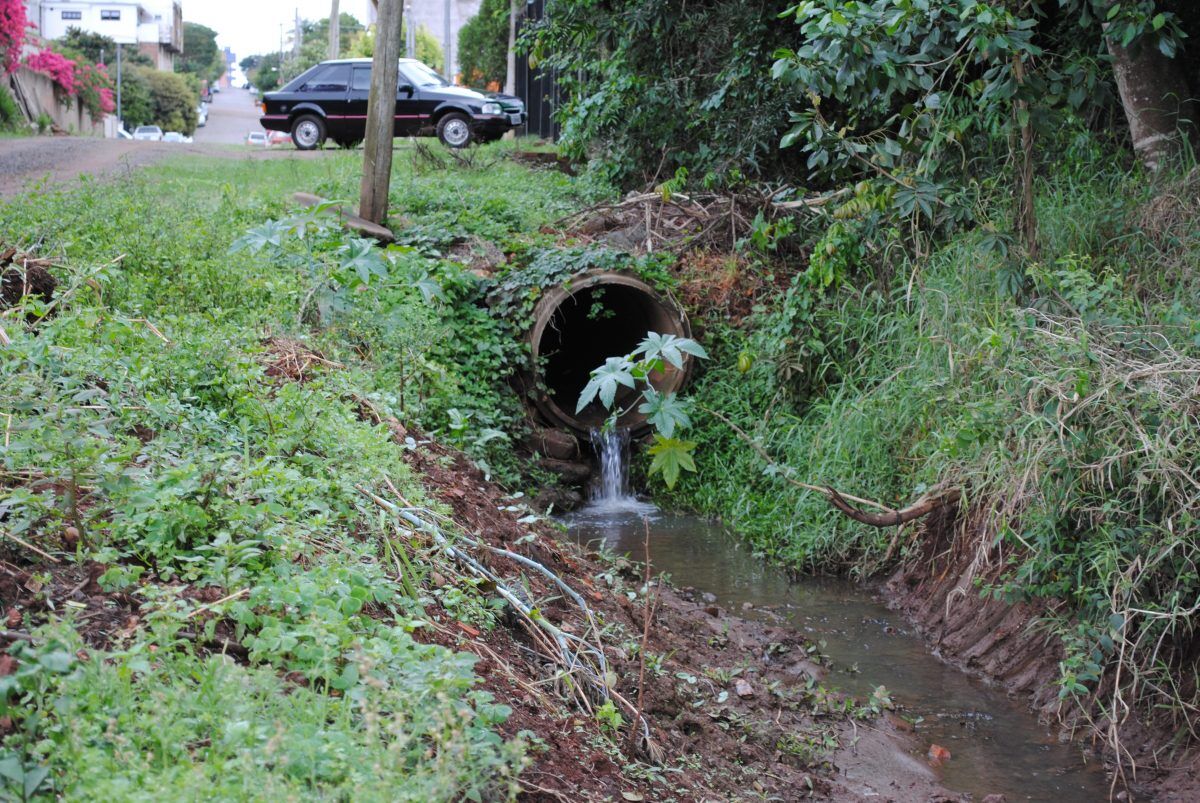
136, 127, 158, 133
401, 62, 449, 88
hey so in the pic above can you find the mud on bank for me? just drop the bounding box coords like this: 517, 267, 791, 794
399, 430, 957, 801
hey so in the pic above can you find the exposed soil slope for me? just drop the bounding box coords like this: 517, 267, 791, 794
404, 433, 957, 801
884, 507, 1200, 803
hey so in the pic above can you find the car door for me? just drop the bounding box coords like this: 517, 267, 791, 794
398, 63, 446, 131
394, 66, 429, 135
347, 66, 371, 134
298, 64, 352, 133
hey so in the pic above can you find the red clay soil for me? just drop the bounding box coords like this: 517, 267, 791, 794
404, 435, 957, 802
883, 505, 1200, 803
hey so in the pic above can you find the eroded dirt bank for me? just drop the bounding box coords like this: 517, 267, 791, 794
882, 507, 1200, 802
404, 435, 957, 801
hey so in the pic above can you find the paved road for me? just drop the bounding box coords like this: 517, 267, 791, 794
193, 87, 277, 147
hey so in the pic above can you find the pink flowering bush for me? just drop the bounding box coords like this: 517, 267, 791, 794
25, 49, 76, 94
23, 48, 116, 121
0, 0, 33, 75
75, 61, 115, 119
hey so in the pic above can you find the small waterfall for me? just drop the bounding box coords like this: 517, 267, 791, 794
591, 427, 632, 502
585, 428, 658, 516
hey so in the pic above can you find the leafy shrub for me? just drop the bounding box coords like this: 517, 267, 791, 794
0, 80, 21, 129
133, 65, 198, 133
459, 0, 509, 88
22, 47, 115, 120
528, 0, 805, 187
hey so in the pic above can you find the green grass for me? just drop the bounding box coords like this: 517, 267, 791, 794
0, 141, 591, 800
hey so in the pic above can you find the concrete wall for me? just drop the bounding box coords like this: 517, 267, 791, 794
8, 66, 108, 136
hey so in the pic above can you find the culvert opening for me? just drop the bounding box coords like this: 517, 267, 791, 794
528, 273, 691, 436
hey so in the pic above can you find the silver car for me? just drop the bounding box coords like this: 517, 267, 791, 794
133, 125, 163, 142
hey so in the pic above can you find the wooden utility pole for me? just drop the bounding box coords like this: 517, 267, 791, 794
329, 0, 341, 59
359, 0, 402, 224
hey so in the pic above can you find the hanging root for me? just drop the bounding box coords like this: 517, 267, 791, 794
356, 482, 659, 759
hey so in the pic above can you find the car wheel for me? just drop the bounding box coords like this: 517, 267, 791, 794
437, 113, 473, 149
291, 114, 326, 150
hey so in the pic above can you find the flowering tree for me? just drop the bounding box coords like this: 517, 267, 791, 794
0, 0, 32, 75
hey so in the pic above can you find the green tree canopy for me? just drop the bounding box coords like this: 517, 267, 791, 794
58, 27, 115, 65
458, 0, 509, 88
179, 22, 224, 83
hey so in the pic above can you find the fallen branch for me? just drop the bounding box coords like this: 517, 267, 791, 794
185, 588, 249, 619
357, 481, 658, 757
0, 629, 36, 643
0, 529, 61, 563
825, 486, 961, 527
702, 405, 961, 527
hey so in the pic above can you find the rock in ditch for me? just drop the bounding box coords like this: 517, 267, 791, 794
538, 458, 592, 486
523, 427, 581, 461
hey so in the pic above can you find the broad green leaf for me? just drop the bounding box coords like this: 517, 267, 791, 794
637, 333, 709, 369
338, 238, 389, 285
647, 435, 697, 489
229, 220, 290, 254
576, 357, 636, 412
638, 390, 691, 438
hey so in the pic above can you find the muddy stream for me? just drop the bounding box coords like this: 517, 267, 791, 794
562, 433, 1109, 800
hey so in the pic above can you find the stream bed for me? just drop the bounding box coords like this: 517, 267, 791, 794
564, 500, 1110, 801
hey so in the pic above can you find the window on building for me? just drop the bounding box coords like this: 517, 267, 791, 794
100, 10, 121, 21
61, 11, 83, 19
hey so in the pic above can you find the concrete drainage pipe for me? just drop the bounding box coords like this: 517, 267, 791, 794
526, 272, 693, 436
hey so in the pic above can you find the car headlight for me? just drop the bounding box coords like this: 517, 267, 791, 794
481, 102, 502, 115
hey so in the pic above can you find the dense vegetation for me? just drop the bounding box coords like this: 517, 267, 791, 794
0, 149, 597, 799
520, 0, 1200, 771
53, 28, 199, 134
4, 0, 1200, 795
458, 0, 510, 88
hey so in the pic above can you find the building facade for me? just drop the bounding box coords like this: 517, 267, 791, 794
136, 1, 183, 70
27, 0, 182, 69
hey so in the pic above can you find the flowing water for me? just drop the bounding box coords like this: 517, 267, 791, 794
562, 435, 1110, 801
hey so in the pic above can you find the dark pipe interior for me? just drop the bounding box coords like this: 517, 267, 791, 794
538, 285, 674, 429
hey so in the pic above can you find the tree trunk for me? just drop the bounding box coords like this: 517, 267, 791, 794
1106, 31, 1197, 171
359, 0, 402, 224
329, 0, 341, 60
504, 0, 518, 96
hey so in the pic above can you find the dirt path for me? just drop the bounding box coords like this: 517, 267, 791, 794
0, 135, 324, 198
0, 137, 171, 197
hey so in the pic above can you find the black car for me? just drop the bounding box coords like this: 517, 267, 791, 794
259, 58, 525, 150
